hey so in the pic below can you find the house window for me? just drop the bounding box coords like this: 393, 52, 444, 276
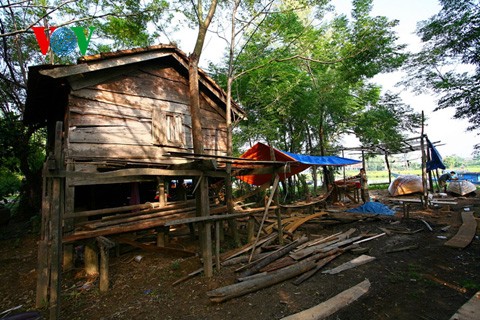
152, 109, 185, 147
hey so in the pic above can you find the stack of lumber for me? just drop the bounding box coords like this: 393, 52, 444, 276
64, 201, 280, 243
206, 228, 382, 303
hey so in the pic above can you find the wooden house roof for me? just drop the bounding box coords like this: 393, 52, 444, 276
24, 44, 245, 126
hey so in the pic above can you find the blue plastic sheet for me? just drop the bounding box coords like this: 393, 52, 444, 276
346, 202, 395, 216
426, 138, 446, 172
282, 150, 361, 166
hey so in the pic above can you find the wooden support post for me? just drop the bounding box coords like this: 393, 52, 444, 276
84, 240, 99, 276
97, 236, 115, 292
420, 112, 428, 208
215, 221, 220, 272
157, 177, 166, 207
63, 162, 75, 271
197, 175, 212, 277
36, 164, 51, 308
49, 175, 63, 320
48, 121, 64, 320
247, 216, 255, 243
269, 146, 283, 245
156, 226, 169, 247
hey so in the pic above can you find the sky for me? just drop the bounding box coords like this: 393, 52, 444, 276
172, 0, 477, 159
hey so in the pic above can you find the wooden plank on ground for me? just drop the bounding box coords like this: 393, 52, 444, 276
449, 291, 480, 320
322, 255, 376, 275
207, 258, 317, 303
285, 212, 328, 235
281, 279, 371, 320
445, 212, 477, 248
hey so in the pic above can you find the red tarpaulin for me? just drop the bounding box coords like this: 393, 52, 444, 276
235, 143, 310, 185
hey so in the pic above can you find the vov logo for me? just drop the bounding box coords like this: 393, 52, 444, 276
32, 26, 96, 57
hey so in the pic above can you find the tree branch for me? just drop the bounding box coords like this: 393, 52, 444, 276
0, 0, 76, 38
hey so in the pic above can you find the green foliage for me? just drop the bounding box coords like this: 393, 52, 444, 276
355, 92, 422, 153
1, 0, 172, 218
227, 0, 415, 158
0, 168, 21, 200
405, 0, 480, 151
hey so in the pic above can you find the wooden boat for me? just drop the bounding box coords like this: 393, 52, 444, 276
388, 175, 423, 196
447, 180, 477, 196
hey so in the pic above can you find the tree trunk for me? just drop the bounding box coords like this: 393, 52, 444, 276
225, 0, 242, 247
188, 0, 219, 277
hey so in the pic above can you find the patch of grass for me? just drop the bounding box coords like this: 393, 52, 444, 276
407, 264, 422, 281
369, 183, 389, 190
460, 279, 480, 290
170, 260, 181, 271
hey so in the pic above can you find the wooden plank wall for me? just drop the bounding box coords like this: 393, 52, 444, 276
67, 64, 228, 163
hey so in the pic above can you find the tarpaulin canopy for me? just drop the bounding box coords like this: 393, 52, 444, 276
282, 151, 361, 166
236, 142, 361, 185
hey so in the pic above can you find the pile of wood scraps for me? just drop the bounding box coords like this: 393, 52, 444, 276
206, 228, 384, 303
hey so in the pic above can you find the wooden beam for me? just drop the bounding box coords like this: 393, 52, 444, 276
281, 279, 371, 320
164, 212, 249, 226
40, 51, 173, 78
65, 167, 227, 183
207, 258, 317, 303
62, 212, 190, 243
449, 291, 480, 320
64, 202, 164, 219
445, 211, 477, 248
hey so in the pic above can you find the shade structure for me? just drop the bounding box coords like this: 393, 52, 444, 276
236, 142, 361, 186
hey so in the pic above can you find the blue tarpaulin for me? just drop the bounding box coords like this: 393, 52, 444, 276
346, 202, 396, 216
426, 138, 446, 172
282, 150, 361, 166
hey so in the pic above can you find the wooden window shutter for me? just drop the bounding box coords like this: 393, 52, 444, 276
152, 108, 166, 145
153, 107, 185, 147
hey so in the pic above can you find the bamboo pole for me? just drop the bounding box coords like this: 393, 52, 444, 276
248, 174, 280, 262
420, 111, 428, 208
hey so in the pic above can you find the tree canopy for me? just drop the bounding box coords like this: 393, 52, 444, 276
405, 0, 480, 150
219, 0, 420, 157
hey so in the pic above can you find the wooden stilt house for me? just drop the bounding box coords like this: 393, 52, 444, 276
24, 45, 245, 315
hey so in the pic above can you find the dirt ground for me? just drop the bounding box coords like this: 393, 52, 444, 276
1, 189, 480, 320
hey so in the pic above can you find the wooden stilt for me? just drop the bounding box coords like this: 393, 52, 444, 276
97, 236, 115, 292
36, 164, 51, 308
49, 121, 64, 320
63, 162, 75, 271
84, 241, 99, 276
247, 216, 255, 243
157, 177, 166, 207
198, 175, 213, 277
215, 221, 220, 272
156, 226, 169, 247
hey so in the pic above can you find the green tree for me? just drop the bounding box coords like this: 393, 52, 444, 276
0, 0, 169, 219
354, 92, 422, 151
227, 0, 413, 190
405, 0, 480, 150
